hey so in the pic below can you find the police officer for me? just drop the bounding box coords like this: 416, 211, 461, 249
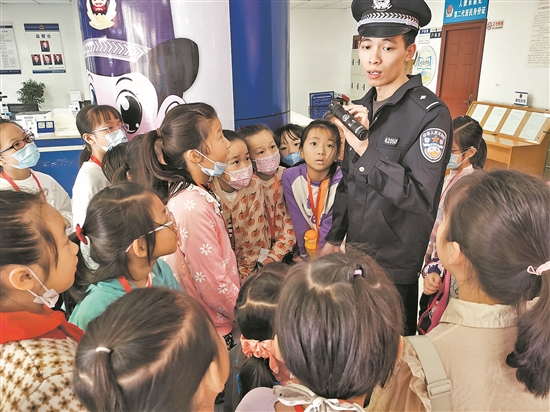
321, 0, 453, 335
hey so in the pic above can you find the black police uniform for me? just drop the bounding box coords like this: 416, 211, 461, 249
326, 74, 452, 286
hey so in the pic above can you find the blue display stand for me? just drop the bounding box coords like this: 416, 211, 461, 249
33, 135, 83, 196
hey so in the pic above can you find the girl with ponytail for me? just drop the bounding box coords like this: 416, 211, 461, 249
73, 105, 127, 227
225, 263, 291, 412
419, 115, 488, 332
73, 288, 230, 412
370, 170, 550, 411
66, 181, 182, 330
138, 103, 240, 348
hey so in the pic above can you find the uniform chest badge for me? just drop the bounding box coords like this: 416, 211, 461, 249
420, 128, 447, 163
372, 0, 392, 12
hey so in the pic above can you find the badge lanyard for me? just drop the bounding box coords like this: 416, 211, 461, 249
118, 273, 152, 293
307, 174, 330, 252
89, 155, 102, 167
266, 173, 279, 242
2, 171, 47, 202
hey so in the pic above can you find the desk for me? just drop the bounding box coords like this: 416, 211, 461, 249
34, 133, 83, 195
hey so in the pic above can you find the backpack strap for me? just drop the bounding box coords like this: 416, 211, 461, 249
407, 335, 453, 412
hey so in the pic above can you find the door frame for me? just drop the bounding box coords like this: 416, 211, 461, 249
436, 20, 487, 106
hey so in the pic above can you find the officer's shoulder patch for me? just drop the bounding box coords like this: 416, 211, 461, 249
420, 128, 446, 163
410, 88, 441, 111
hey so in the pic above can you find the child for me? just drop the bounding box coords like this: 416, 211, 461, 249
210, 130, 271, 281
238, 124, 295, 264
274, 123, 303, 167
370, 170, 550, 411
323, 112, 346, 161
225, 263, 291, 412
139, 103, 240, 348
282, 120, 342, 259
111, 134, 143, 183
101, 141, 128, 182
236, 251, 404, 411
72, 105, 128, 227
0, 190, 85, 411
73, 288, 230, 412
0, 119, 72, 228
418, 115, 487, 333
67, 181, 182, 330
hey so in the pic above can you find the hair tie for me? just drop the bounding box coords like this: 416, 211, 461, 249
527, 261, 550, 276
156, 128, 162, 138
75, 224, 88, 245
353, 269, 362, 276
95, 346, 111, 353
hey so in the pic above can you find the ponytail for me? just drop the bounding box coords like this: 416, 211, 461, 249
507, 266, 550, 397
138, 103, 218, 200
470, 138, 487, 169
111, 163, 130, 183
452, 115, 487, 169
76, 349, 127, 412
238, 355, 277, 398
79, 144, 92, 168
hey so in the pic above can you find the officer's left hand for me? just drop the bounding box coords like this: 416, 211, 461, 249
335, 104, 370, 156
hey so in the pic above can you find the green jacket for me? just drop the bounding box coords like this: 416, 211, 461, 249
69, 259, 182, 330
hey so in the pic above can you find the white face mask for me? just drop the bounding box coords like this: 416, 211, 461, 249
25, 267, 59, 308
98, 128, 128, 152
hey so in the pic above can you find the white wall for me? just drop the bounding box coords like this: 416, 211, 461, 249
1, 2, 88, 111
426, 0, 549, 110
289, 8, 357, 117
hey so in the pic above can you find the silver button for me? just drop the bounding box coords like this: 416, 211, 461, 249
359, 166, 365, 172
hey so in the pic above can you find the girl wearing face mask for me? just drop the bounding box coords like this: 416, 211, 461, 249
0, 190, 85, 411
210, 130, 271, 281
138, 103, 240, 348
72, 105, 128, 228
274, 123, 303, 167
0, 120, 73, 228
419, 115, 487, 333
238, 124, 295, 266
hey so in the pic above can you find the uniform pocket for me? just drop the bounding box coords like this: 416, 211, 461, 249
376, 138, 405, 163
373, 209, 402, 246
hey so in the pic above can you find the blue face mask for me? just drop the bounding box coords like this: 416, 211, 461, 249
3, 142, 41, 169
446, 148, 470, 170
195, 150, 228, 177
99, 129, 128, 152
281, 151, 301, 167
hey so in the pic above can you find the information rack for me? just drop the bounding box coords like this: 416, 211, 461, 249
467, 101, 550, 177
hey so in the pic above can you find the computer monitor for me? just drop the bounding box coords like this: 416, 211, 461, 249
7, 103, 40, 114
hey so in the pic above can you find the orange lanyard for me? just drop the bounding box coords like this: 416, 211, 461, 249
266, 173, 279, 240
89, 155, 102, 167
2, 171, 47, 202
307, 174, 329, 251
118, 273, 152, 293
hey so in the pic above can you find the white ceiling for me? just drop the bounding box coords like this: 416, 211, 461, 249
291, 0, 351, 9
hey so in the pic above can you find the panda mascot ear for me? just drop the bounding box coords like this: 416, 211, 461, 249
131, 38, 199, 105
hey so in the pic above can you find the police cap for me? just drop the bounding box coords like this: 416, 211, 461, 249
352, 0, 432, 38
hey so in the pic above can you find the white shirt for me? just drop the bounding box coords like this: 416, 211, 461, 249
1, 170, 73, 227
71, 161, 109, 228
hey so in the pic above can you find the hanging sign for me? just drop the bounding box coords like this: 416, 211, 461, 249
24, 23, 66, 74
443, 0, 489, 25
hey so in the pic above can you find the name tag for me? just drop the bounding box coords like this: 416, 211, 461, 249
384, 137, 399, 146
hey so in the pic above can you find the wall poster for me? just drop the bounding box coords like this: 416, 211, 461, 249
527, 0, 549, 67
24, 23, 66, 74
0, 23, 21, 75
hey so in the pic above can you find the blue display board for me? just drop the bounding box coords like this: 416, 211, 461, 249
34, 137, 82, 195
443, 0, 489, 25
